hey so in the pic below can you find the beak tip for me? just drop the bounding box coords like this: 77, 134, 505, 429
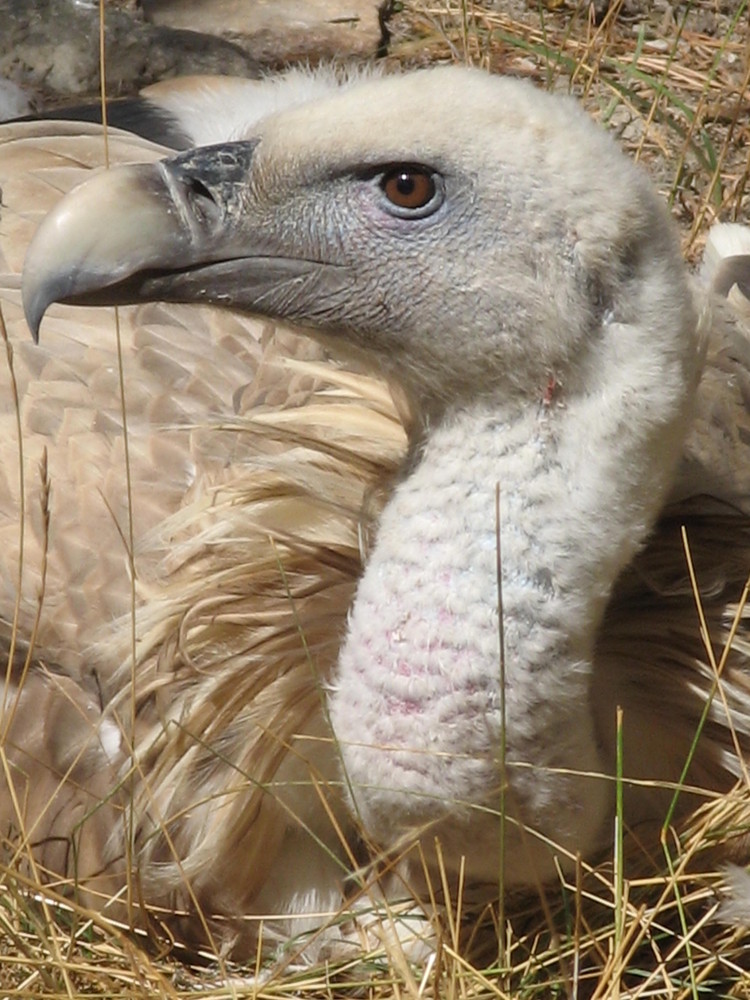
24, 301, 44, 345
22, 270, 54, 345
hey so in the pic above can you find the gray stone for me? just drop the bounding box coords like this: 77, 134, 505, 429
0, 77, 31, 120
143, 0, 385, 62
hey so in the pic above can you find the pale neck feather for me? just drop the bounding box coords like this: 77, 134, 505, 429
329, 307, 701, 883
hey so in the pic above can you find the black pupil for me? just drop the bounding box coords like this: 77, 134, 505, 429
396, 173, 416, 196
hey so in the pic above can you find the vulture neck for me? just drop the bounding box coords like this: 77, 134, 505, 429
331, 341, 694, 879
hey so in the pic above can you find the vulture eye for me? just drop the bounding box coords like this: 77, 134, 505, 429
379, 166, 442, 218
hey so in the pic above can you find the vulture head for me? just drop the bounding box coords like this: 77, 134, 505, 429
11, 64, 750, 950
24, 67, 696, 420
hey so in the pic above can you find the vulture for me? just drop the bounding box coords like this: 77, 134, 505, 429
1, 64, 750, 960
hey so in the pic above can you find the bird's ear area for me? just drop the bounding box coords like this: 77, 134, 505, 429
570, 191, 683, 327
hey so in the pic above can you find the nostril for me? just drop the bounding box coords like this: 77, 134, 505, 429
183, 175, 220, 224
188, 176, 214, 203
163, 139, 259, 229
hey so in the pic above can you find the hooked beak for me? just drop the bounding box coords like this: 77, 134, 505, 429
22, 140, 346, 341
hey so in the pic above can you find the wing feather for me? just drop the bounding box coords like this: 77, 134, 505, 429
592, 246, 750, 828
0, 120, 406, 951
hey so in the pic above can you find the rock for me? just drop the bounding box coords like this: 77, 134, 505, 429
0, 0, 387, 110
143, 0, 386, 63
0, 78, 31, 121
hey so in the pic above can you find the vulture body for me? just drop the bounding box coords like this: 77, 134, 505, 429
1, 65, 750, 959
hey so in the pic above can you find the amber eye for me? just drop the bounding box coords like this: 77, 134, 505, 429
379, 166, 441, 217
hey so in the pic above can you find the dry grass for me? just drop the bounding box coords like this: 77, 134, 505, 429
388, 0, 750, 256
2, 1, 750, 997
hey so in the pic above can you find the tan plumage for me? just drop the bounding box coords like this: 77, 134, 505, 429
2, 67, 750, 959
0, 113, 407, 954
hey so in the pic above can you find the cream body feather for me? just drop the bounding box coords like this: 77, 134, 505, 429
0, 85, 400, 952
